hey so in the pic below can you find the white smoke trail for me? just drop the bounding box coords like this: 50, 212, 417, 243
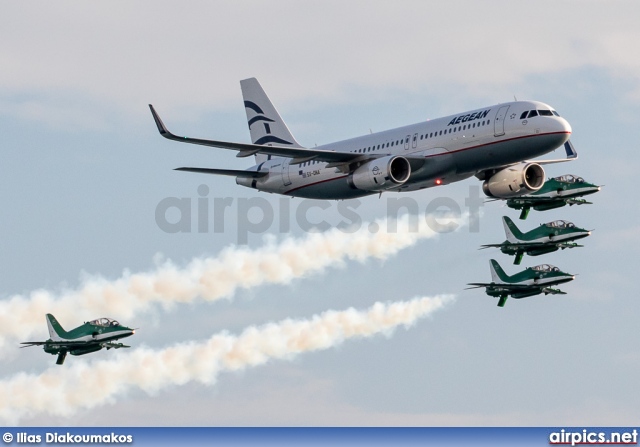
0, 294, 454, 422
0, 214, 463, 348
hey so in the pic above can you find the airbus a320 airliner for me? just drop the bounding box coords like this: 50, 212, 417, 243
150, 78, 576, 200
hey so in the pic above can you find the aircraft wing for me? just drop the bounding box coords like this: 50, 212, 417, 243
150, 105, 362, 164
20, 341, 47, 348
477, 141, 577, 181
466, 283, 535, 292
20, 340, 91, 348
174, 167, 268, 178
480, 242, 551, 250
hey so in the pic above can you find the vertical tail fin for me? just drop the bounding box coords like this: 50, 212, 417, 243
502, 216, 524, 243
489, 259, 510, 284
46, 314, 69, 341
240, 78, 304, 164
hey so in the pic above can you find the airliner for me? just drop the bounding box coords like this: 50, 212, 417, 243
149, 78, 575, 200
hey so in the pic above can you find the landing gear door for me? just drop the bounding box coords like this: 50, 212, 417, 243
494, 105, 510, 137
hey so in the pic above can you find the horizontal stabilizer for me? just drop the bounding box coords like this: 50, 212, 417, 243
175, 167, 268, 178
542, 287, 567, 295
465, 283, 491, 289
103, 342, 130, 349
20, 342, 45, 348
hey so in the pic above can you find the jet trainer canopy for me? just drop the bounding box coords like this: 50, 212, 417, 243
545, 220, 575, 229
89, 317, 120, 327
530, 264, 560, 272
554, 174, 584, 183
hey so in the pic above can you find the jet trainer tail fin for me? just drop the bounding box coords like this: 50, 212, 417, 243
240, 78, 304, 164
502, 216, 524, 243
46, 314, 69, 341
489, 259, 510, 284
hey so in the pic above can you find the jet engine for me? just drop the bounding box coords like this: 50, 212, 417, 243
482, 163, 545, 198
348, 156, 411, 191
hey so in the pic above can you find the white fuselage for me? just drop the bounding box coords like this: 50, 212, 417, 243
237, 100, 572, 199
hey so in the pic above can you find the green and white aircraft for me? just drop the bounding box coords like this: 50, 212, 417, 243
504, 174, 601, 219
467, 259, 575, 307
21, 314, 135, 365
481, 216, 591, 265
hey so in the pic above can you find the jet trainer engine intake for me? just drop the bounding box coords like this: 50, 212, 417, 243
482, 162, 545, 198
348, 155, 411, 192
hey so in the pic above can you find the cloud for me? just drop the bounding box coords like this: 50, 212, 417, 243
0, 1, 638, 128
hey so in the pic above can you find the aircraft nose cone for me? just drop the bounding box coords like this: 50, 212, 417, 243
557, 117, 572, 135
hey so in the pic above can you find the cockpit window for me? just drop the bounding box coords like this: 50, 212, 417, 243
552, 111, 560, 116
520, 111, 528, 119
90, 317, 120, 327
554, 174, 584, 183
538, 110, 553, 116
527, 110, 538, 118
531, 264, 559, 272
546, 220, 574, 229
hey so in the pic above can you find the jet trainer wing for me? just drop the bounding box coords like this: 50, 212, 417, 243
465, 283, 535, 291
20, 340, 91, 348
480, 242, 554, 250
149, 105, 362, 165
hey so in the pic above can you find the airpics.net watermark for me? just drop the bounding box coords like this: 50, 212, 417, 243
155, 185, 484, 244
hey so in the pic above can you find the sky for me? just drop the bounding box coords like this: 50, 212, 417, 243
1, 0, 639, 426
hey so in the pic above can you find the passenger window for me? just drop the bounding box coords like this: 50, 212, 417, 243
520, 111, 528, 119
527, 110, 538, 118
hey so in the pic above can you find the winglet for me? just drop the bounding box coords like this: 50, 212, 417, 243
564, 140, 578, 159
148, 104, 172, 137
527, 140, 578, 165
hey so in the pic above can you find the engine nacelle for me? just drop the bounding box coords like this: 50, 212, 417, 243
348, 156, 411, 191
482, 163, 545, 198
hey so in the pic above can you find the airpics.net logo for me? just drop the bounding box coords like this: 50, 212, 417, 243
154, 185, 484, 244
